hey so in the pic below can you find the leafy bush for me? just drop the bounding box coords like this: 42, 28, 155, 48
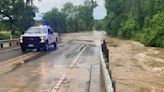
0, 33, 10, 40
0, 31, 21, 40
94, 20, 104, 30
118, 17, 138, 39
12, 31, 21, 38
141, 11, 164, 47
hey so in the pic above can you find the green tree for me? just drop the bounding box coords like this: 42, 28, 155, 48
44, 8, 67, 33
104, 0, 129, 36
61, 2, 79, 32
141, 11, 164, 47
94, 20, 104, 30
0, 0, 37, 36
78, 0, 97, 31
61, 1, 97, 32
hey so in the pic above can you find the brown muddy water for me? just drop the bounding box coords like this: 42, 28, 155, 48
106, 37, 164, 92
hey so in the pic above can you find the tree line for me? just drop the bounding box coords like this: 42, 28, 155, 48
104, 0, 164, 47
0, 0, 97, 39
43, 0, 97, 33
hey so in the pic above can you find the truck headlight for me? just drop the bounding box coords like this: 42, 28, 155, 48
20, 36, 23, 43
40, 36, 45, 43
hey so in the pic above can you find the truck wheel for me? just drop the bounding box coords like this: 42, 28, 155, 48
54, 42, 57, 49
56, 38, 58, 43
44, 42, 49, 51
37, 48, 41, 52
21, 47, 26, 52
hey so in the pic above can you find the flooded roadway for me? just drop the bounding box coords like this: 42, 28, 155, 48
0, 32, 102, 92
106, 37, 164, 92
0, 47, 26, 62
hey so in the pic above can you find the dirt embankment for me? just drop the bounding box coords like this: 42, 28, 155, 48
106, 36, 164, 92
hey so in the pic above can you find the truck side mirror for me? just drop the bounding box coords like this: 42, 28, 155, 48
21, 31, 24, 34
48, 29, 53, 35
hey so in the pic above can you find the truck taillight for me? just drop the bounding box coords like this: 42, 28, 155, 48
40, 36, 45, 43
20, 36, 23, 43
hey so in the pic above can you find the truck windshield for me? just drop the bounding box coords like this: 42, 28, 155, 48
25, 28, 47, 34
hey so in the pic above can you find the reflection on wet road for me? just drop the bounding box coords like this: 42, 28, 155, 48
0, 32, 102, 92
0, 47, 26, 62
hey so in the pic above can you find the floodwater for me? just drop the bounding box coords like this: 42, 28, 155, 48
106, 37, 164, 92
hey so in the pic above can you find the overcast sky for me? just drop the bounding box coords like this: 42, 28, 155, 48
34, 0, 106, 20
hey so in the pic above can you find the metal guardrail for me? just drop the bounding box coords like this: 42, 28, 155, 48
0, 39, 19, 49
0, 35, 62, 49
100, 40, 115, 92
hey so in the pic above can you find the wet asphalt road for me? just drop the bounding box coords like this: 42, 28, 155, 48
0, 47, 25, 62
0, 32, 102, 92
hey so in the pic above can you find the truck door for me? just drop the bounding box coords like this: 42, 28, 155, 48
48, 28, 53, 44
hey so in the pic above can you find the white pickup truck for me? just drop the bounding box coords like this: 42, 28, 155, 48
20, 25, 58, 52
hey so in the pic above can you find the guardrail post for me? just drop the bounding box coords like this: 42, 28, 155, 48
108, 69, 112, 79
1, 44, 3, 48
17, 42, 19, 45
9, 43, 12, 47
106, 48, 109, 63
0, 39, 19, 49
112, 80, 116, 92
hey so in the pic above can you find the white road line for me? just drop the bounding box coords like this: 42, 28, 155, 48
0, 52, 39, 75
51, 45, 87, 92
0, 52, 34, 65
0, 47, 20, 53
51, 75, 67, 92
70, 46, 86, 68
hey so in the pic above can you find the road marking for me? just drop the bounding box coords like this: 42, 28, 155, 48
0, 42, 65, 74
51, 45, 87, 92
70, 46, 86, 68
0, 52, 42, 75
51, 75, 67, 92
0, 47, 20, 53
0, 52, 34, 66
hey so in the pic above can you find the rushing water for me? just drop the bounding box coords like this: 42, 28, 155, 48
106, 37, 164, 92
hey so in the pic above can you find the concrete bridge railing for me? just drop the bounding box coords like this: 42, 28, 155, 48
0, 39, 20, 49
100, 40, 115, 92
